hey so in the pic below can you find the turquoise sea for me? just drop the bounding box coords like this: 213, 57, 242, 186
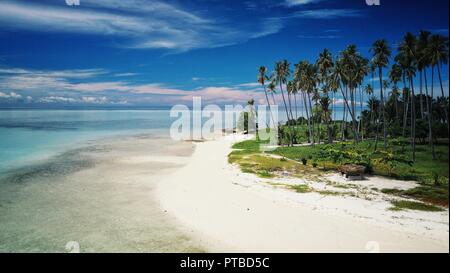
0, 110, 174, 173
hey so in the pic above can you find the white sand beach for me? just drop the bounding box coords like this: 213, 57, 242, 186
157, 135, 449, 253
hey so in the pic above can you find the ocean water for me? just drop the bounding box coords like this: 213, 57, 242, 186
0, 110, 210, 252
0, 110, 174, 173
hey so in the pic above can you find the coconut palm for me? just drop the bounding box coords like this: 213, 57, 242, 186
398, 33, 419, 161
389, 63, 402, 119
258, 66, 275, 128
427, 34, 449, 134
274, 60, 294, 145
371, 39, 391, 149
417, 31, 432, 119
417, 31, 436, 159
294, 61, 313, 143
267, 81, 277, 106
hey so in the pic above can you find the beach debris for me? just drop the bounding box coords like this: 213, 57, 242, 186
338, 164, 365, 181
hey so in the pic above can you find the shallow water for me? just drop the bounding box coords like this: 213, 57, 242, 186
0, 110, 207, 252
0, 134, 205, 252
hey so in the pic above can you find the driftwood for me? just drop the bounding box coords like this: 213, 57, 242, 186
338, 164, 366, 177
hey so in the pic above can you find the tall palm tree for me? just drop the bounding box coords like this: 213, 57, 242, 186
427, 34, 449, 134
294, 61, 313, 143
258, 66, 275, 128
340, 45, 363, 143
371, 39, 391, 149
399, 33, 419, 161
305, 63, 319, 144
417, 31, 432, 119
389, 63, 402, 119
267, 81, 277, 106
418, 31, 436, 159
274, 60, 294, 145
320, 95, 333, 143
316, 49, 334, 142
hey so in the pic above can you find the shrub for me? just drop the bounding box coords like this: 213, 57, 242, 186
312, 161, 318, 168
301, 158, 307, 165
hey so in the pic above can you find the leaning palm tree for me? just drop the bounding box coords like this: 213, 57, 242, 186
427, 34, 449, 134
258, 66, 275, 128
371, 39, 391, 150
267, 81, 277, 106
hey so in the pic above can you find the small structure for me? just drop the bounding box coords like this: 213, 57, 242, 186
338, 164, 365, 180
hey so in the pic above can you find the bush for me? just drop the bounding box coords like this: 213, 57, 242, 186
312, 161, 318, 168
301, 158, 307, 165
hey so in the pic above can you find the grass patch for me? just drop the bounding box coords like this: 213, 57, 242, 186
381, 185, 449, 207
389, 200, 444, 212
288, 184, 312, 193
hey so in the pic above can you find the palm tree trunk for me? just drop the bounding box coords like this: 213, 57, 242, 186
419, 70, 424, 119
303, 91, 312, 143
437, 63, 449, 135
425, 67, 436, 159
402, 74, 409, 140
279, 82, 293, 146
379, 67, 387, 149
410, 77, 416, 162
339, 85, 359, 140
359, 86, 364, 141
308, 92, 316, 145
263, 85, 275, 128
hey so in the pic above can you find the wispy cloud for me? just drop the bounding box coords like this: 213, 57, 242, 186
0, 66, 267, 105
293, 9, 364, 19
0, 0, 281, 52
298, 35, 341, 39
283, 0, 323, 7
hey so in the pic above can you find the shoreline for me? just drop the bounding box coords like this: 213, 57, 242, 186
156, 134, 449, 253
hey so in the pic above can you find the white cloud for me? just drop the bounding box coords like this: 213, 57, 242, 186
293, 9, 364, 19
0, 91, 22, 100
284, 0, 323, 7
0, 0, 281, 52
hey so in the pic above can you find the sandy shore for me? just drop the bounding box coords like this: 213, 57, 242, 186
157, 135, 449, 253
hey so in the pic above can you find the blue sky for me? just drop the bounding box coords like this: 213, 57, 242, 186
0, 0, 448, 107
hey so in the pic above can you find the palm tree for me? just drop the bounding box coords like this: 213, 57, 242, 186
274, 60, 294, 145
418, 31, 436, 159
389, 63, 402, 119
390, 85, 401, 120
340, 45, 364, 143
371, 39, 391, 149
399, 33, 419, 161
427, 34, 449, 134
258, 66, 275, 128
319, 96, 333, 143
267, 81, 277, 106
417, 31, 432, 119
316, 49, 334, 142
294, 61, 313, 143
305, 62, 319, 144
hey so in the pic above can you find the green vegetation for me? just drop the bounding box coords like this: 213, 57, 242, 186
288, 184, 312, 193
389, 200, 444, 212
228, 138, 448, 206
